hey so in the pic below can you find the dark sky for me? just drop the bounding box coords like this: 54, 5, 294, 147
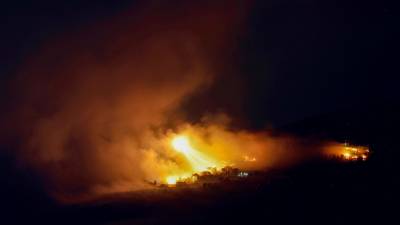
241, 0, 399, 127
1, 0, 398, 127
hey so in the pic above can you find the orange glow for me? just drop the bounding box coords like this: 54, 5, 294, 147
343, 152, 351, 159
171, 136, 192, 154
244, 155, 257, 162
166, 176, 179, 185
339, 144, 370, 161
166, 135, 224, 183
324, 142, 370, 161
140, 122, 335, 188
158, 125, 278, 185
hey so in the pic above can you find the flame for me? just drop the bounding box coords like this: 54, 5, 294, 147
166, 176, 180, 185
324, 143, 370, 161
165, 135, 224, 184
171, 135, 223, 171
171, 136, 192, 154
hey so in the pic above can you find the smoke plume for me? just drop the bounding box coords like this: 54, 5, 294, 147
0, 1, 336, 202
0, 1, 250, 199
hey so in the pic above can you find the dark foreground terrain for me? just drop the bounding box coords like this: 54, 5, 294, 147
1, 105, 399, 225
1, 156, 397, 225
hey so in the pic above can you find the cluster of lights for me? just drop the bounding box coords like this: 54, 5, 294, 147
238, 171, 249, 177
342, 146, 369, 161
165, 174, 197, 185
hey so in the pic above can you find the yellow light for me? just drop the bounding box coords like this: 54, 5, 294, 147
171, 136, 191, 154
343, 152, 351, 159
166, 176, 178, 185
244, 155, 257, 162
170, 135, 223, 173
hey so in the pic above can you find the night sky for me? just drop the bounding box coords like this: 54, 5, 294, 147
1, 0, 398, 127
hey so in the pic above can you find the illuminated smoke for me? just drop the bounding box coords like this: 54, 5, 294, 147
0, 1, 251, 200
0, 1, 336, 202
136, 114, 334, 187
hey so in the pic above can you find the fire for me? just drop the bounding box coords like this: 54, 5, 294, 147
171, 136, 192, 154
325, 142, 370, 161
166, 176, 180, 185
343, 152, 351, 159
165, 135, 225, 185
342, 145, 369, 161
171, 135, 224, 171
142, 123, 289, 188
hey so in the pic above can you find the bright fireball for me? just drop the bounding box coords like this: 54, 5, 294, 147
171, 136, 191, 154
